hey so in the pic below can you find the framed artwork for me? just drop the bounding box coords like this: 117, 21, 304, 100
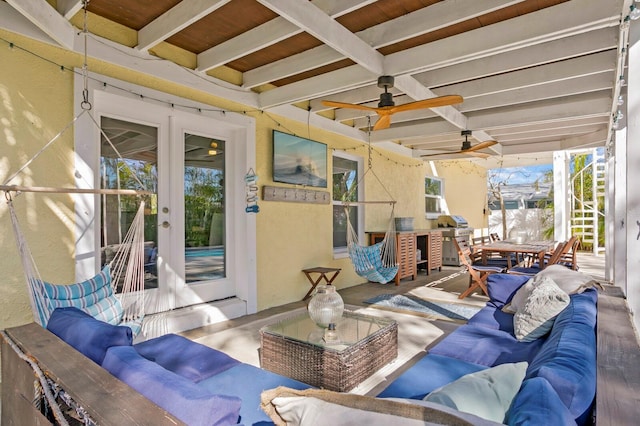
272, 130, 327, 188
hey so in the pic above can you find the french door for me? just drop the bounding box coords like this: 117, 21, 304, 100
88, 92, 238, 314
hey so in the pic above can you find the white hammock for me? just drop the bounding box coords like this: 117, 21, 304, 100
7, 196, 146, 335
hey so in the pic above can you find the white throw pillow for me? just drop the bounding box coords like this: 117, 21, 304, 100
423, 362, 528, 423
501, 277, 535, 314
271, 396, 431, 426
533, 264, 597, 295
513, 276, 569, 342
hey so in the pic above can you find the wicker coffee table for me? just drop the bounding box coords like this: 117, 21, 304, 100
259, 310, 398, 392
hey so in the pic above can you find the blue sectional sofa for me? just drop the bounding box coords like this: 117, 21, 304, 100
3, 267, 598, 425
378, 272, 598, 426
43, 307, 312, 425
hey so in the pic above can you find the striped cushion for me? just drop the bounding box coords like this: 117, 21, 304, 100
39, 265, 124, 326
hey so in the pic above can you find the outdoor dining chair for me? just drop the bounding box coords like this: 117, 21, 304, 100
454, 236, 506, 299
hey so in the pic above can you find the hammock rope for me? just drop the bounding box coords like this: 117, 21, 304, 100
342, 117, 398, 284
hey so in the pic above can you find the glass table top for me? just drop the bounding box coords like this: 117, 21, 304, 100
260, 310, 395, 351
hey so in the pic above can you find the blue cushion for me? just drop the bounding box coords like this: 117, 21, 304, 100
508, 377, 577, 426
486, 274, 530, 309
428, 324, 545, 367
377, 354, 488, 400
198, 363, 311, 425
102, 346, 241, 426
134, 334, 240, 383
46, 307, 132, 365
39, 265, 124, 326
467, 305, 515, 334
524, 289, 597, 425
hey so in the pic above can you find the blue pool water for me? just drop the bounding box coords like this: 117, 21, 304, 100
185, 247, 224, 258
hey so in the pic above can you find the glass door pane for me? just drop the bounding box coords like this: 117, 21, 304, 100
184, 133, 226, 283
100, 116, 158, 291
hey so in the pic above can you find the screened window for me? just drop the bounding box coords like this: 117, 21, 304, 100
332, 153, 362, 254
425, 176, 444, 218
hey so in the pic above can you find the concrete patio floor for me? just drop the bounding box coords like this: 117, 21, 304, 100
183, 251, 606, 339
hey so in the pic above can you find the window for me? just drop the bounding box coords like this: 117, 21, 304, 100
425, 176, 444, 218
332, 152, 363, 256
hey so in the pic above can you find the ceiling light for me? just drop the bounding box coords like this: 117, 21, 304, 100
618, 95, 625, 106
630, 5, 640, 20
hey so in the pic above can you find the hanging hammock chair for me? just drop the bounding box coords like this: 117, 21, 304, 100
6, 195, 147, 335
2, 7, 150, 334
345, 202, 398, 284
341, 116, 399, 284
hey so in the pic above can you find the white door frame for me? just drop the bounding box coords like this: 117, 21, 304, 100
73, 72, 257, 318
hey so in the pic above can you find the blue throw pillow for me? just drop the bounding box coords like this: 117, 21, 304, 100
486, 274, 530, 309
46, 307, 132, 365
103, 346, 241, 426
134, 334, 240, 382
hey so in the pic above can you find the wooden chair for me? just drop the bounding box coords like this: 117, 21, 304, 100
454, 236, 505, 299
560, 237, 580, 270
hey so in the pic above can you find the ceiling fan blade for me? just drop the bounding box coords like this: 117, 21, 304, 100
373, 114, 392, 130
389, 95, 463, 114
321, 100, 377, 112
421, 150, 464, 158
468, 151, 490, 158
467, 140, 497, 152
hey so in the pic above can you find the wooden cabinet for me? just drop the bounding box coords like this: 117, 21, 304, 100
396, 232, 417, 285
368, 230, 443, 285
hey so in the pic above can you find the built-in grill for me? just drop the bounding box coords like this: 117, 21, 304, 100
437, 215, 474, 266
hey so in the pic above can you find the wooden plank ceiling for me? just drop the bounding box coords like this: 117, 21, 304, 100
3, 0, 631, 164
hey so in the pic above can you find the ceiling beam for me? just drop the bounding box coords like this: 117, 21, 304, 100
415, 28, 618, 88
385, 0, 620, 76
255, 0, 384, 75
468, 92, 612, 131
6, 0, 76, 49
315, 29, 617, 114
197, 0, 377, 72
260, 0, 620, 109
243, 0, 524, 88
501, 129, 608, 155
137, 0, 232, 52
56, 0, 82, 19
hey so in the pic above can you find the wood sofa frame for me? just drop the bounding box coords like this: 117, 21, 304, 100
1, 323, 184, 425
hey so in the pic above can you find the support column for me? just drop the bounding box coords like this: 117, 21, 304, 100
553, 151, 571, 242
625, 19, 640, 327
613, 129, 626, 291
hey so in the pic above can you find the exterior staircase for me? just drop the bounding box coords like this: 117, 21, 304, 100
570, 148, 606, 255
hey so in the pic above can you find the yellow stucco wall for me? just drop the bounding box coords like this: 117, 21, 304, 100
0, 25, 488, 328
435, 160, 489, 233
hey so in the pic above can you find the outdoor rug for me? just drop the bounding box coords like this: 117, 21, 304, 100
363, 294, 482, 322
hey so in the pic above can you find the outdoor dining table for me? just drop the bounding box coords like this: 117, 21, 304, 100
479, 240, 556, 269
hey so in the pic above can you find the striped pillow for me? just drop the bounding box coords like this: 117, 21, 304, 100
39, 265, 124, 326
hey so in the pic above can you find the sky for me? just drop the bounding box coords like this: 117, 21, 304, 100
488, 164, 553, 185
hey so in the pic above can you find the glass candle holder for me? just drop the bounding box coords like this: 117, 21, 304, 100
307, 284, 344, 328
